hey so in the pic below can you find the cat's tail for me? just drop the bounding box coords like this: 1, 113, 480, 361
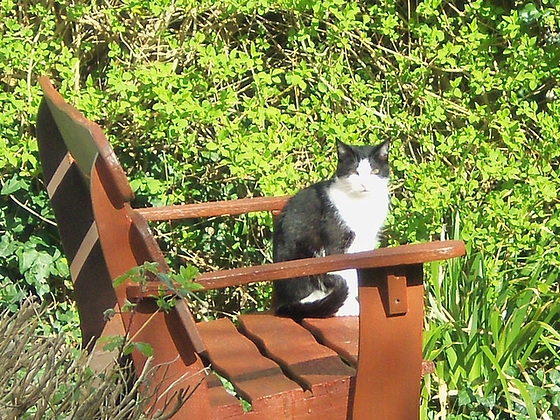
275, 275, 348, 319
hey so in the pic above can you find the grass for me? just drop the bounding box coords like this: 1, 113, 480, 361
421, 227, 560, 419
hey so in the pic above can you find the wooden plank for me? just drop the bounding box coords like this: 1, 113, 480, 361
196, 241, 465, 291
352, 265, 425, 420
129, 241, 466, 298
136, 196, 291, 221
302, 317, 436, 376
175, 299, 206, 355
197, 318, 305, 413
301, 317, 359, 367
239, 314, 355, 396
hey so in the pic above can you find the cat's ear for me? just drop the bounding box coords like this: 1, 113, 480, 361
336, 140, 353, 158
376, 139, 390, 162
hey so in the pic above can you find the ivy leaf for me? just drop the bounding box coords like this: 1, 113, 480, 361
1, 176, 26, 195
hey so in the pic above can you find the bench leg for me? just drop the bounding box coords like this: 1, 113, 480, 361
352, 264, 424, 420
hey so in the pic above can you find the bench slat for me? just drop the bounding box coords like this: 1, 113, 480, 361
206, 374, 245, 417
301, 317, 359, 367
197, 319, 304, 413
238, 314, 354, 396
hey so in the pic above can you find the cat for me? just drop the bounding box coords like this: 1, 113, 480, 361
273, 139, 390, 318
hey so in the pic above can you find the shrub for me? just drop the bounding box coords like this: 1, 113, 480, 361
0, 301, 190, 419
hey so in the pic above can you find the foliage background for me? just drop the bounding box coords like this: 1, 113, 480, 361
1, 0, 559, 418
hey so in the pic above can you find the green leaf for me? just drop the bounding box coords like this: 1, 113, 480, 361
99, 335, 124, 352
519, 3, 541, 24
176, 265, 199, 283
103, 308, 117, 321
133, 342, 154, 357
511, 379, 538, 420
113, 272, 130, 288
1, 176, 26, 195
156, 272, 175, 290
549, 369, 560, 386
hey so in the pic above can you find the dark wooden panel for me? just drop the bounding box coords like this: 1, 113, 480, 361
136, 195, 291, 221
46, 163, 93, 263
197, 318, 305, 413
301, 317, 359, 367
239, 315, 354, 396
73, 241, 120, 347
36, 99, 73, 184
39, 77, 134, 201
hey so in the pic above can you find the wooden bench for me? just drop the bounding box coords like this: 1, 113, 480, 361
36, 76, 465, 419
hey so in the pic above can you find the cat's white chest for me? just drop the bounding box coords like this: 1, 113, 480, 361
327, 181, 389, 317
327, 185, 389, 253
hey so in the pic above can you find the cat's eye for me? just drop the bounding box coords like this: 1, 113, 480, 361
371, 168, 380, 175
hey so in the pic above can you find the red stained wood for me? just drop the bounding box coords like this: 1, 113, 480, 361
91, 162, 214, 417
136, 196, 291, 221
239, 315, 355, 395
301, 317, 359, 367
130, 299, 213, 419
387, 271, 409, 315
352, 266, 425, 420
301, 317, 435, 377
197, 318, 305, 413
206, 374, 245, 418
128, 240, 466, 299
198, 241, 465, 290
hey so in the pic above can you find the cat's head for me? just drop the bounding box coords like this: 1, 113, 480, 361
334, 140, 390, 195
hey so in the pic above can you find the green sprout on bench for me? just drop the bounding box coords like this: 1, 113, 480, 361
101, 262, 203, 357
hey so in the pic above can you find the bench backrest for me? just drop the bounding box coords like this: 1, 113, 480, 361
36, 77, 173, 342
36, 77, 130, 346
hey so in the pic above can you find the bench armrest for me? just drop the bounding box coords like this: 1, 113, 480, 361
127, 240, 465, 298
135, 196, 292, 221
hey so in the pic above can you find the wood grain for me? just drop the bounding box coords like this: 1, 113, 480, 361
136, 195, 292, 220
197, 318, 304, 412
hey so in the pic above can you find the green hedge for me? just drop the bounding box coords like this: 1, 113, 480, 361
1, 0, 559, 417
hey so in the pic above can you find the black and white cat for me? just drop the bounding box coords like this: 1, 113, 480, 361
273, 139, 390, 318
